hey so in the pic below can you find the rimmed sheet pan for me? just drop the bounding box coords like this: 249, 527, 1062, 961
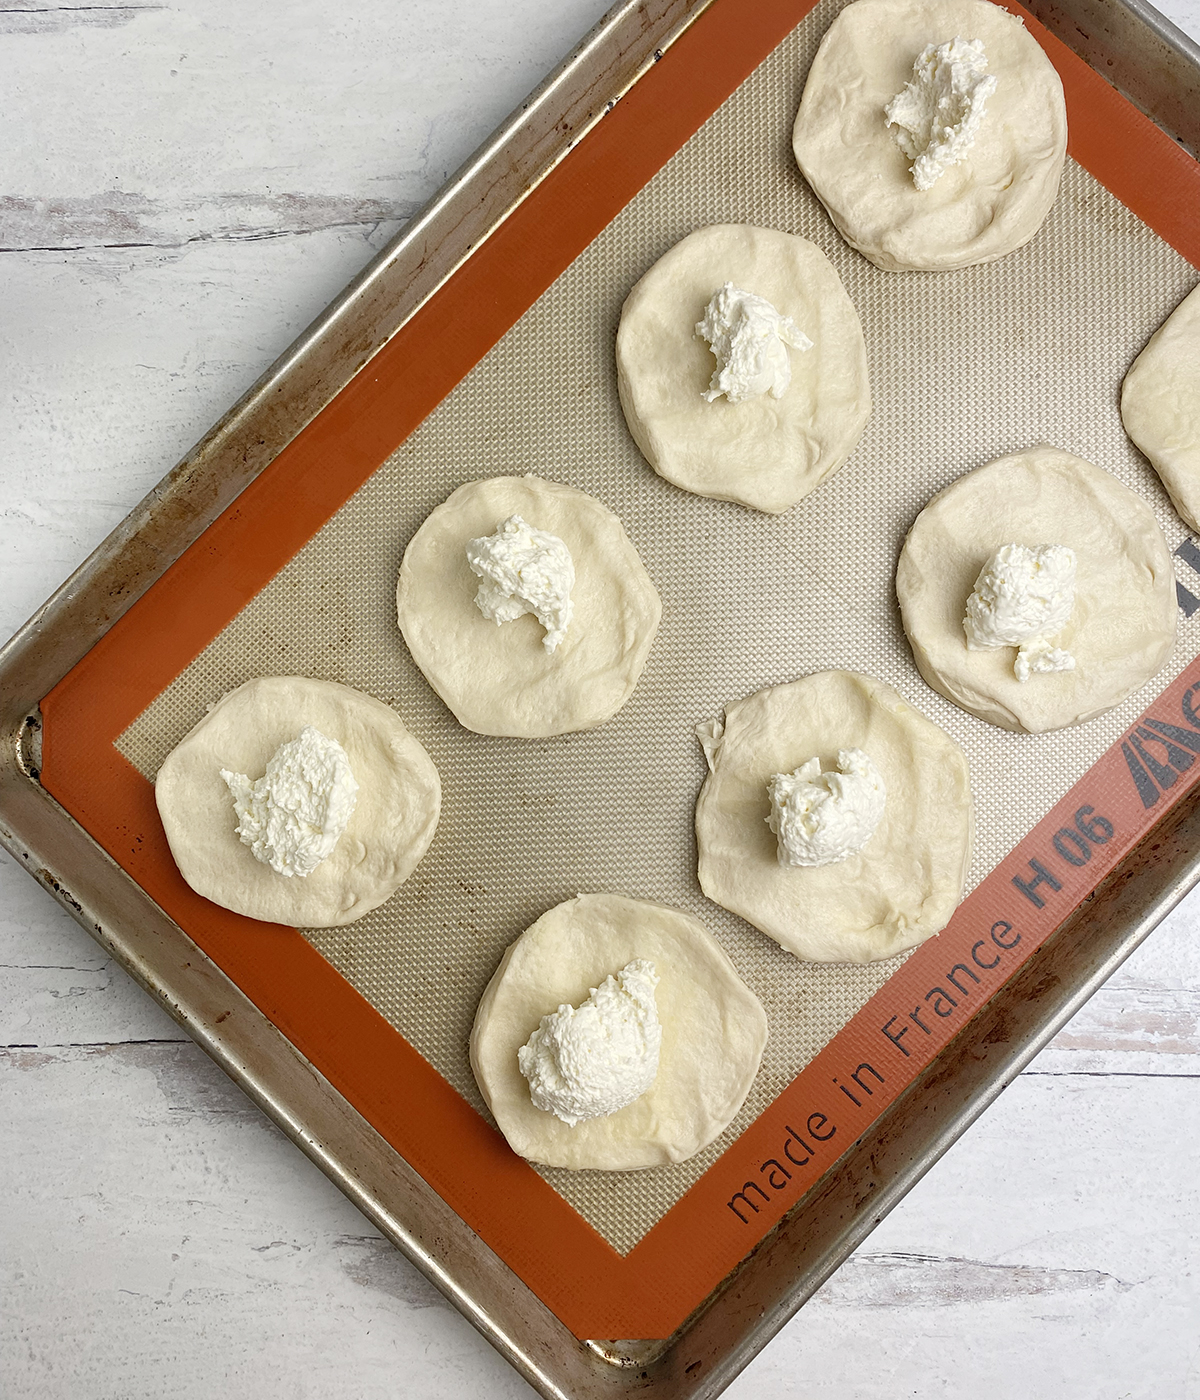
3, 0, 1200, 1393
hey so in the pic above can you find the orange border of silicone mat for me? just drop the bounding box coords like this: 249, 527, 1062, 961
40, 0, 1200, 1341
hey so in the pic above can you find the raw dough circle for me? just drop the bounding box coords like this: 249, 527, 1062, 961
695, 671, 972, 963
896, 446, 1177, 733
615, 224, 871, 514
397, 475, 661, 737
1122, 284, 1200, 532
469, 893, 768, 1170
155, 676, 441, 928
793, 0, 1068, 272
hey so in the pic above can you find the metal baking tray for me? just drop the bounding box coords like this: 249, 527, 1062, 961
3, 0, 1199, 1394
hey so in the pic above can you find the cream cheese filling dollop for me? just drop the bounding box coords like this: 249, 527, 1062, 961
517, 960, 662, 1127
696, 282, 812, 404
766, 747, 887, 867
221, 725, 359, 878
964, 542, 1077, 682
465, 513, 575, 653
885, 37, 998, 191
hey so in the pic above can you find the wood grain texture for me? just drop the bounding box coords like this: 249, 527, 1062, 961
3, 0, 1200, 1395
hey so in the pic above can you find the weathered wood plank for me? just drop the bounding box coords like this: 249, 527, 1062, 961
1, 1043, 536, 1398
729, 1071, 1200, 1398
4, 1045, 1198, 1397
0, 230, 404, 643
0, 850, 185, 1045
0, 192, 417, 251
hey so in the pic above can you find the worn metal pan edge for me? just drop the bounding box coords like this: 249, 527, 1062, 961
2, 0, 1198, 1395
1028, 0, 1200, 156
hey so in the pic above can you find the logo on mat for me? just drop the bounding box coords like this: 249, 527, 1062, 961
1122, 679, 1200, 809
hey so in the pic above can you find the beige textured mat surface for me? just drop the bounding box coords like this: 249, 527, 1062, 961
118, 0, 1199, 1254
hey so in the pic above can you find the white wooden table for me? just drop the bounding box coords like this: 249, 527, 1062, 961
3, 2, 1199, 1395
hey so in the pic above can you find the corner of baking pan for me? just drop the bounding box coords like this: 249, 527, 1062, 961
578, 780, 1200, 1397
0, 0, 716, 739
0, 0, 717, 995
1026, 0, 1200, 156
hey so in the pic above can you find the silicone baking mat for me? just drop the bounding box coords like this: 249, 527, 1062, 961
40, 0, 1200, 1341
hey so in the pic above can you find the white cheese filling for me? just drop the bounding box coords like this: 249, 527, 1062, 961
766, 748, 887, 868
221, 726, 359, 878
465, 514, 575, 653
964, 542, 1077, 683
1013, 634, 1076, 683
696, 282, 812, 405
517, 960, 662, 1127
885, 37, 998, 191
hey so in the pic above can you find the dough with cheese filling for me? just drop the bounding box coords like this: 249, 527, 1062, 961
397, 476, 661, 737
793, 0, 1067, 272
616, 224, 871, 513
695, 671, 972, 963
470, 893, 768, 1170
896, 445, 1176, 732
155, 676, 440, 928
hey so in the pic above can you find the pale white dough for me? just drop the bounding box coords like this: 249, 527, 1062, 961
695, 671, 972, 963
397, 476, 661, 737
1122, 284, 1200, 532
470, 893, 768, 1170
897, 446, 1177, 732
615, 224, 871, 514
793, 0, 1067, 272
155, 676, 440, 928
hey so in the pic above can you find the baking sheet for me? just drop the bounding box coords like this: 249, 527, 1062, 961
110, 0, 1200, 1258
26, 0, 1200, 1351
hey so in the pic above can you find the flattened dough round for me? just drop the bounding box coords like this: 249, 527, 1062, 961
695, 671, 972, 963
1122, 284, 1200, 532
793, 0, 1067, 272
155, 676, 440, 928
897, 446, 1176, 733
469, 893, 768, 1170
615, 224, 871, 514
397, 476, 661, 737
